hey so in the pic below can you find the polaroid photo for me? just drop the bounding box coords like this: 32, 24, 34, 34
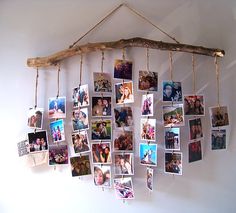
146, 167, 154, 191
92, 96, 112, 117
184, 95, 205, 116
27, 130, 48, 153
72, 84, 89, 108
27, 107, 43, 129
140, 118, 156, 141
113, 130, 133, 152
115, 81, 134, 104
141, 93, 154, 117
48, 96, 66, 119
138, 70, 158, 92
91, 119, 112, 141
17, 139, 29, 157
114, 153, 134, 175
93, 72, 112, 93
139, 143, 157, 167
188, 140, 202, 163
72, 108, 89, 132
164, 127, 180, 150
211, 129, 226, 150
114, 106, 133, 128
163, 81, 182, 102
209, 106, 229, 128
93, 165, 111, 188
163, 104, 185, 127
71, 131, 90, 154
165, 152, 182, 175
91, 142, 112, 164
49, 144, 68, 165
49, 119, 65, 143
114, 59, 132, 80
70, 154, 92, 177
189, 118, 203, 141
113, 177, 135, 199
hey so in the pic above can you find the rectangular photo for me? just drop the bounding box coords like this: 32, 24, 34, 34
92, 96, 112, 117
17, 139, 29, 157
139, 143, 157, 166
49, 144, 68, 165
115, 81, 134, 104
72, 108, 89, 132
165, 152, 182, 175
93, 165, 111, 188
114, 153, 134, 175
27, 107, 43, 129
140, 118, 156, 141
163, 104, 184, 127
70, 155, 92, 177
91, 119, 112, 141
209, 106, 229, 127
164, 127, 180, 150
163, 81, 182, 102
27, 130, 48, 152
138, 70, 158, 91
71, 131, 90, 154
113, 177, 135, 199
189, 140, 202, 163
72, 84, 89, 108
91, 142, 112, 164
141, 93, 154, 116
146, 167, 154, 191
114, 59, 132, 80
113, 130, 133, 152
184, 95, 205, 116
189, 118, 203, 141
93, 72, 112, 93
49, 119, 65, 143
48, 96, 66, 119
114, 106, 133, 128
211, 129, 226, 150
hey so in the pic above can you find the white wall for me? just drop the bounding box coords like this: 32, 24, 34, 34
1, 0, 236, 212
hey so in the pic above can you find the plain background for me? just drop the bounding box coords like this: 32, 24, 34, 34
0, 0, 236, 212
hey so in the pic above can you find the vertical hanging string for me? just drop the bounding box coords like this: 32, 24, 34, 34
101, 50, 105, 73
169, 51, 173, 81
34, 67, 39, 108
79, 54, 83, 86
56, 64, 60, 98
122, 48, 126, 61
146, 48, 150, 72
214, 56, 220, 108
192, 54, 196, 95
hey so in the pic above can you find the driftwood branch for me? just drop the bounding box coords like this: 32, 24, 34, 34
27, 37, 225, 68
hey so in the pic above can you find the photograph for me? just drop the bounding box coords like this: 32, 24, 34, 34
141, 93, 154, 116
113, 177, 135, 199
164, 127, 180, 150
139, 143, 157, 166
115, 81, 134, 104
17, 139, 29, 157
70, 155, 92, 177
72, 84, 89, 108
49, 144, 68, 165
114, 153, 134, 175
27, 107, 43, 129
91, 142, 112, 164
184, 95, 205, 116
189, 118, 203, 140
189, 140, 202, 163
48, 96, 66, 119
138, 70, 158, 91
114, 59, 132, 80
165, 152, 182, 175
113, 130, 133, 152
71, 131, 90, 154
211, 129, 226, 150
27, 130, 48, 152
163, 104, 184, 127
93, 72, 112, 93
146, 167, 153, 191
140, 118, 156, 141
163, 81, 182, 102
91, 119, 112, 140
209, 106, 229, 127
72, 108, 89, 132
93, 165, 111, 188
92, 96, 112, 117
114, 106, 133, 128
49, 119, 65, 143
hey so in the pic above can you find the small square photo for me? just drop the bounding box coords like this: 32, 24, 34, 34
211, 129, 226, 150
91, 119, 112, 141
72, 84, 89, 108
27, 130, 48, 153
17, 139, 29, 157
93, 165, 111, 188
184, 95, 205, 116
141, 94, 154, 116
140, 143, 157, 166
72, 108, 89, 132
164, 127, 180, 150
70, 155, 91, 177
113, 130, 133, 152
189, 118, 203, 141
163, 81, 182, 102
71, 131, 90, 154
114, 153, 134, 175
114, 106, 133, 128
163, 104, 184, 127
93, 72, 112, 93
189, 140, 202, 163
49, 119, 65, 143
48, 96, 66, 119
113, 177, 135, 199
27, 107, 43, 129
115, 81, 134, 104
209, 106, 229, 128
49, 144, 68, 165
114, 59, 132, 80
138, 70, 158, 91
91, 142, 112, 164
165, 152, 182, 175
146, 167, 154, 191
92, 96, 112, 117
140, 118, 156, 141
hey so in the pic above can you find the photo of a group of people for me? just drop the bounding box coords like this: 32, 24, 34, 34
91, 119, 112, 140
138, 70, 158, 91
140, 118, 156, 141
92, 97, 111, 117
72, 131, 90, 154
165, 128, 180, 150
113, 177, 135, 199
163, 104, 184, 127
93, 165, 111, 188
165, 152, 182, 175
209, 106, 229, 128
184, 95, 205, 116
189, 118, 203, 140
140, 143, 157, 166
93, 72, 112, 93
72, 108, 89, 132
188, 140, 202, 163
115, 81, 134, 104
50, 119, 65, 142
27, 107, 43, 129
141, 94, 154, 116
146, 167, 153, 191
49, 144, 68, 165
70, 155, 91, 177
48, 96, 66, 119
27, 131, 48, 152
211, 129, 226, 150
113, 130, 133, 151
114, 153, 134, 175
114, 59, 132, 80
163, 81, 182, 102
91, 142, 112, 164
114, 106, 133, 128
72, 84, 89, 108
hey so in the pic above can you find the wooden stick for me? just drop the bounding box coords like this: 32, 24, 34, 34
27, 37, 225, 68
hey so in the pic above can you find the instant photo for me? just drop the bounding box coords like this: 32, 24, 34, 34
17, 139, 29, 157
48, 96, 66, 119
92, 96, 112, 117
146, 167, 154, 191
49, 119, 65, 143
27, 130, 48, 153
163, 104, 184, 127
72, 108, 89, 132
27, 107, 43, 129
93, 165, 111, 188
115, 81, 134, 104
114, 153, 134, 175
141, 94, 154, 116
189, 140, 202, 163
139, 143, 157, 166
165, 127, 180, 150
91, 142, 112, 164
163, 81, 182, 102
184, 95, 205, 116
209, 106, 229, 128
91, 119, 112, 141
49, 144, 68, 165
113, 130, 133, 152
211, 129, 226, 150
72, 131, 90, 154
138, 70, 158, 91
70, 155, 91, 177
114, 59, 132, 80
165, 152, 182, 175
140, 118, 156, 141
93, 72, 112, 93
72, 84, 89, 108
189, 118, 203, 141
114, 106, 133, 128
113, 177, 135, 199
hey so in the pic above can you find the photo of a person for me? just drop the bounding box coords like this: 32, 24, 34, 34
114, 59, 132, 80
91, 119, 112, 140
93, 165, 111, 188
165, 127, 180, 150
163, 81, 182, 102
113, 177, 135, 199
140, 143, 157, 166
113, 130, 133, 152
93, 72, 112, 93
72, 84, 89, 108
48, 97, 66, 119
211, 129, 226, 150
70, 155, 91, 177
189, 140, 202, 163
165, 152, 182, 175
138, 70, 158, 91
91, 142, 112, 164
140, 118, 156, 141
27, 107, 43, 129
141, 94, 154, 116
72, 108, 89, 132
209, 106, 229, 127
114, 106, 133, 128
146, 167, 153, 191
189, 118, 203, 140
49, 144, 68, 165
71, 131, 90, 154
114, 153, 134, 175
115, 81, 134, 104
163, 104, 184, 127
27, 130, 48, 153
92, 97, 112, 117
184, 95, 205, 116
49, 119, 65, 143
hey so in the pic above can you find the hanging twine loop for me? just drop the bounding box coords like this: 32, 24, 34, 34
169, 51, 173, 81
214, 56, 221, 108
56, 64, 60, 98
34, 67, 39, 108
192, 53, 196, 95
79, 54, 83, 86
